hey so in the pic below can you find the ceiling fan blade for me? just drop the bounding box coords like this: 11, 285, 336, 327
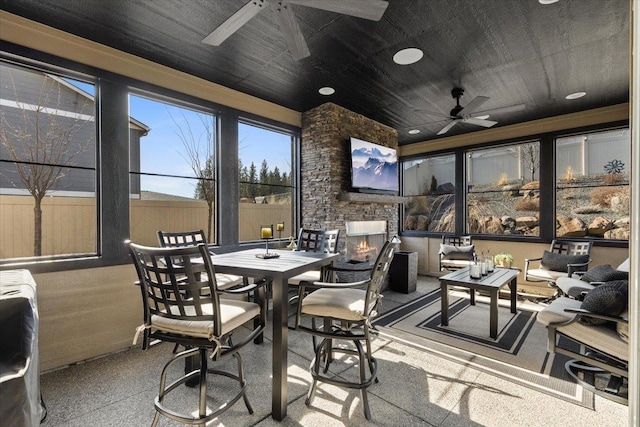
275, 4, 310, 60
202, 1, 265, 46
285, 0, 389, 21
437, 120, 459, 136
463, 117, 498, 128
473, 103, 526, 117
458, 95, 490, 116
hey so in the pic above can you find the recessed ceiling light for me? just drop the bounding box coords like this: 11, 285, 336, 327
393, 48, 424, 65
538, 0, 559, 4
565, 91, 586, 100
318, 87, 335, 95
408, 129, 421, 135
473, 115, 490, 120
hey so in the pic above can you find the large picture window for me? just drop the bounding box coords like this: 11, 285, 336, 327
402, 153, 455, 233
238, 122, 294, 243
466, 141, 540, 236
0, 61, 97, 259
555, 129, 630, 241
128, 94, 217, 246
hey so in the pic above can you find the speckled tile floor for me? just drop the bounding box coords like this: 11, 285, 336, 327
40, 277, 628, 427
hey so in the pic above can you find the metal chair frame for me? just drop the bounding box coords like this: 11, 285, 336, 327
128, 241, 266, 426
438, 235, 475, 272
294, 238, 400, 420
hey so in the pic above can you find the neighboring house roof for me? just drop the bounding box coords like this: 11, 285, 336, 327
140, 191, 196, 201
47, 74, 150, 135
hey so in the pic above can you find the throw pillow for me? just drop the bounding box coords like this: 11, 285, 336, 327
580, 264, 629, 283
540, 250, 590, 273
440, 244, 475, 261
579, 280, 628, 325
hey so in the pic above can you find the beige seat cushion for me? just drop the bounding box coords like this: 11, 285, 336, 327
301, 288, 368, 322
537, 297, 582, 325
151, 299, 260, 339
555, 276, 595, 298
537, 297, 628, 362
215, 273, 244, 290
526, 267, 568, 282
441, 260, 474, 269
288, 270, 321, 286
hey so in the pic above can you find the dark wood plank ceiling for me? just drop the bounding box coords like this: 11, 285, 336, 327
0, 0, 629, 145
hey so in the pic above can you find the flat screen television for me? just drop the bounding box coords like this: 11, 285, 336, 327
349, 137, 398, 194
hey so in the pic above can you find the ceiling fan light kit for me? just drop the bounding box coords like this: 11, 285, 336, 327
202, 0, 389, 60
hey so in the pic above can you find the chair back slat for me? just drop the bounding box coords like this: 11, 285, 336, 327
128, 242, 223, 337
550, 240, 593, 256
365, 237, 401, 316
296, 229, 340, 254
442, 235, 472, 246
157, 229, 208, 248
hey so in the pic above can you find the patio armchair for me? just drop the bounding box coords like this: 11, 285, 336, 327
523, 240, 592, 297
127, 241, 266, 425
556, 258, 629, 299
438, 235, 475, 271
537, 282, 629, 404
293, 237, 400, 420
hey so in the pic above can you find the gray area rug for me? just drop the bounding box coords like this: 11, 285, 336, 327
374, 289, 595, 408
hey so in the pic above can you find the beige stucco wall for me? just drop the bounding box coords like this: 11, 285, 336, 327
34, 264, 140, 372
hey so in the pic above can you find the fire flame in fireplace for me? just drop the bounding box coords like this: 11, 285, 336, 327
356, 241, 370, 252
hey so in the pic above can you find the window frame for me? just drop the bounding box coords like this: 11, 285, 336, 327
0, 46, 302, 273
237, 117, 298, 243
0, 56, 100, 263
399, 121, 629, 248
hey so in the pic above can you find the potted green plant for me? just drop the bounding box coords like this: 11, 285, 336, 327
494, 253, 514, 268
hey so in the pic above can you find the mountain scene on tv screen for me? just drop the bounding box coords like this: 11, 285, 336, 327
351, 144, 398, 191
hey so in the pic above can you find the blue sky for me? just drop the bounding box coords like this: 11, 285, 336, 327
69, 80, 292, 197
129, 94, 292, 197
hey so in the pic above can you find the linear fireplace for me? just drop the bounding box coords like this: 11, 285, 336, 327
345, 220, 387, 262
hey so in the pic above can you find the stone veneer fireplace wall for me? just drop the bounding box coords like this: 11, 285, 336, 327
300, 102, 400, 258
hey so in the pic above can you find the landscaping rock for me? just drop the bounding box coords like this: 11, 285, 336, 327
474, 216, 503, 234
500, 215, 516, 232
502, 184, 521, 197
515, 216, 538, 228
587, 216, 614, 236
556, 215, 587, 237
611, 193, 630, 215
404, 215, 417, 230
605, 227, 629, 240
416, 215, 430, 231
437, 182, 455, 194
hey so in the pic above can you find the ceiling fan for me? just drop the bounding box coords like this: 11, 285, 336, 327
420, 88, 525, 136
202, 0, 389, 60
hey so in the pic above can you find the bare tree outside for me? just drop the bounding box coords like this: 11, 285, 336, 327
507, 142, 540, 182
168, 109, 216, 242
0, 70, 94, 256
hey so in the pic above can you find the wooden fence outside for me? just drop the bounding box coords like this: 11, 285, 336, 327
0, 195, 292, 258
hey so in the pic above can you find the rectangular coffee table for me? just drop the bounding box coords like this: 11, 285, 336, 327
439, 267, 519, 339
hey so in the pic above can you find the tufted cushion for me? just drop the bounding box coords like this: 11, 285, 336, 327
440, 244, 475, 261
580, 264, 628, 283
580, 280, 628, 325
540, 251, 589, 273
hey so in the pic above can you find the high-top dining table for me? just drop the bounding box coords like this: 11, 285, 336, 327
209, 248, 340, 421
